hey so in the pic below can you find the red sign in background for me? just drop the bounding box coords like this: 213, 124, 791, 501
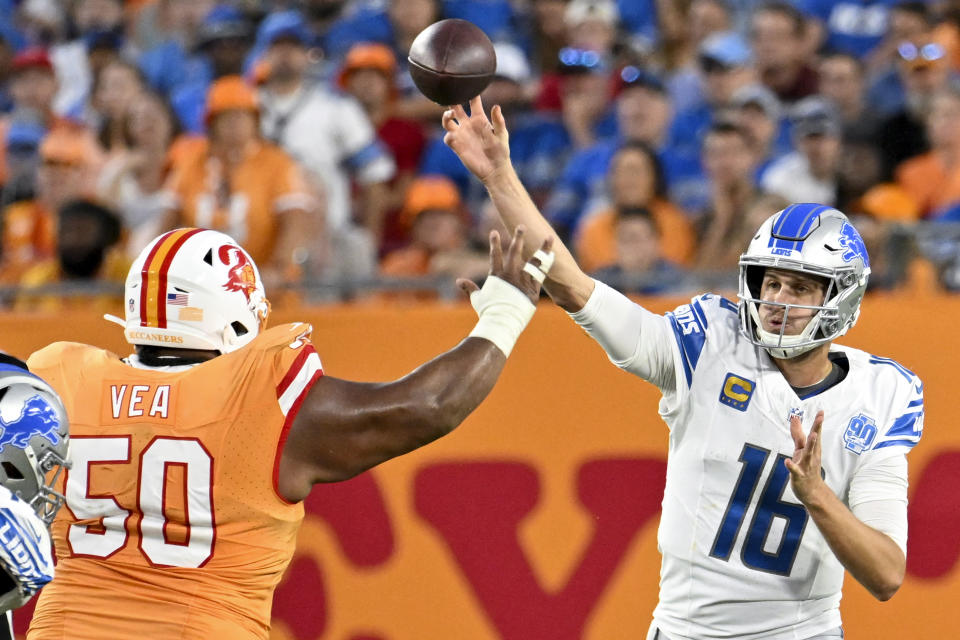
6, 292, 960, 638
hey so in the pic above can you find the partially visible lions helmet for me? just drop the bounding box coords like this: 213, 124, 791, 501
112, 229, 270, 353
738, 204, 870, 359
0, 364, 70, 525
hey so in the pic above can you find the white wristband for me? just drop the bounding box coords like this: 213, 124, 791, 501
468, 276, 536, 357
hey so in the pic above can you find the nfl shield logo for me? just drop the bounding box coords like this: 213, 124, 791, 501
843, 413, 878, 455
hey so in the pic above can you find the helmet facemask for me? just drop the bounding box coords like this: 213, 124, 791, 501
739, 259, 866, 360
25, 445, 69, 525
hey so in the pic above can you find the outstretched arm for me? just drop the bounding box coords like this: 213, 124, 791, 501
442, 96, 594, 311
277, 229, 555, 502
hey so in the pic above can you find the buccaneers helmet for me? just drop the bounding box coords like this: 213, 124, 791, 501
109, 228, 270, 353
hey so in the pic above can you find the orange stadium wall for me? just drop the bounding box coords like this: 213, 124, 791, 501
5, 292, 960, 639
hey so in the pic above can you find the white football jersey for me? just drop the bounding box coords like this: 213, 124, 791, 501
573, 284, 923, 640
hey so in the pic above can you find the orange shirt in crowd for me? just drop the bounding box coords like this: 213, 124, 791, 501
574, 199, 696, 273
0, 200, 56, 283
164, 140, 314, 266
27, 322, 320, 639
896, 152, 960, 217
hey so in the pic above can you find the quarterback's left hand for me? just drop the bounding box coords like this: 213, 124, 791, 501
785, 410, 828, 505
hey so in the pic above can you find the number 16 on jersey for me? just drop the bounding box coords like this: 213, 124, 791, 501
709, 443, 811, 576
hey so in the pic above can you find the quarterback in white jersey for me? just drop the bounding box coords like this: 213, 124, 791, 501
442, 98, 918, 640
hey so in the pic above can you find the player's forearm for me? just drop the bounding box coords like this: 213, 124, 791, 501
803, 483, 906, 601
394, 337, 506, 434
482, 165, 593, 311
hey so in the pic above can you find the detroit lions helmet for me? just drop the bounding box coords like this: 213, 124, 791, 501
738, 204, 871, 359
107, 228, 271, 354
0, 364, 70, 525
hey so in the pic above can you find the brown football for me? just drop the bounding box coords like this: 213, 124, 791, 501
408, 19, 497, 105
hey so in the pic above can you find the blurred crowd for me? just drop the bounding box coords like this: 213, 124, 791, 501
1, 0, 960, 311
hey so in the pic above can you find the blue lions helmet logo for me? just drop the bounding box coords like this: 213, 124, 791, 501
0, 395, 61, 453
838, 222, 870, 267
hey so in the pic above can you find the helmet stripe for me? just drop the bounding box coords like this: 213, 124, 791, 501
772, 203, 828, 240
140, 228, 204, 328
155, 228, 204, 328
139, 230, 180, 327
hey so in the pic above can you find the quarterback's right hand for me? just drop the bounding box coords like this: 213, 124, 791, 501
442, 95, 511, 184
458, 226, 555, 304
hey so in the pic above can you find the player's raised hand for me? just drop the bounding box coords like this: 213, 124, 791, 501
785, 410, 826, 504
442, 95, 511, 183
458, 226, 555, 304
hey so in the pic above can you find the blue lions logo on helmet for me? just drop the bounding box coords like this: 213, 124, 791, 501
838, 222, 870, 267
0, 395, 61, 453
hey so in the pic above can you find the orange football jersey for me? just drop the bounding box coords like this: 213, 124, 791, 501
26, 322, 323, 640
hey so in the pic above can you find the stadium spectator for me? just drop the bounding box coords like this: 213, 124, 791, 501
15, 199, 127, 312
339, 42, 427, 255
528, 0, 570, 74
169, 4, 254, 134
762, 96, 843, 207
0, 29, 20, 114
546, 68, 678, 240
798, 0, 901, 60
864, 1, 933, 77
380, 175, 487, 296
49, 0, 127, 119
749, 1, 818, 104
669, 30, 755, 173
896, 83, 960, 217
662, 0, 733, 115
256, 11, 394, 280
818, 52, 881, 141
875, 36, 950, 179
863, 2, 935, 118
591, 206, 689, 295
564, 0, 619, 54
695, 119, 765, 270
95, 90, 182, 257
1, 118, 46, 207
0, 48, 63, 188
0, 125, 103, 284
91, 59, 147, 153
728, 83, 790, 175
837, 132, 919, 223
574, 141, 694, 273
420, 42, 570, 217
137, 0, 216, 99
161, 76, 317, 288
130, 0, 214, 54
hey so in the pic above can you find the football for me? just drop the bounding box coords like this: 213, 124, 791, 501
407, 19, 497, 105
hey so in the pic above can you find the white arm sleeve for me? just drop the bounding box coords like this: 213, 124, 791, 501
849, 454, 909, 556
567, 279, 677, 391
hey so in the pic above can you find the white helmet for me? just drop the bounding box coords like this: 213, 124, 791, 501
110, 228, 270, 353
738, 204, 870, 359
